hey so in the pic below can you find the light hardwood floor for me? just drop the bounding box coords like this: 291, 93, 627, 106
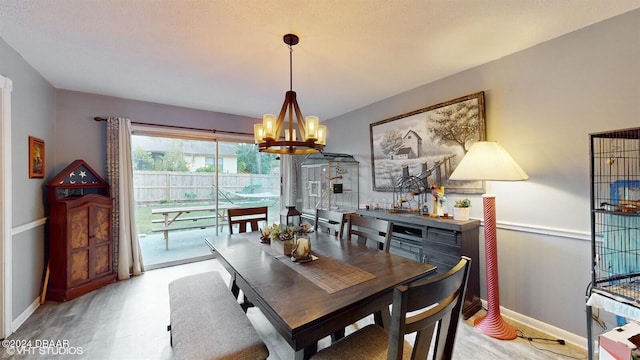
1, 259, 587, 359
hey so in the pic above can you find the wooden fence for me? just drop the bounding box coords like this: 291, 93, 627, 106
133, 171, 279, 204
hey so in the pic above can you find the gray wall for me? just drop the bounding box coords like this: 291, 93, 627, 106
1, 39, 258, 322
325, 9, 640, 338
0, 37, 55, 321
55, 90, 258, 178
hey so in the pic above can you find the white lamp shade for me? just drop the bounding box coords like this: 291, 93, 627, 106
449, 142, 528, 181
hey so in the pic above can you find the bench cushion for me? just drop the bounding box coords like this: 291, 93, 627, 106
169, 271, 268, 360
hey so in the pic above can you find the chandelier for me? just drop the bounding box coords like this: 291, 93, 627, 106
253, 34, 326, 154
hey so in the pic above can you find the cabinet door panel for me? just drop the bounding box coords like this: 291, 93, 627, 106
423, 240, 460, 258
423, 250, 459, 271
69, 207, 89, 249
94, 243, 111, 275
70, 250, 89, 285
92, 205, 111, 244
426, 228, 459, 246
392, 224, 424, 240
390, 239, 422, 261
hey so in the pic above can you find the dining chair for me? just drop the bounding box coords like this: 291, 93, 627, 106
226, 206, 268, 312
314, 209, 346, 239
227, 206, 268, 234
347, 213, 392, 252
312, 256, 472, 360
343, 214, 394, 333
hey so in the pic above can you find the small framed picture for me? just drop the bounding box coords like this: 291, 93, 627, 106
29, 136, 45, 178
309, 181, 320, 196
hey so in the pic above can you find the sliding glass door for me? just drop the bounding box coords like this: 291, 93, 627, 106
131, 131, 280, 269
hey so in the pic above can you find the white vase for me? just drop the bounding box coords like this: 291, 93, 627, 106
453, 207, 469, 221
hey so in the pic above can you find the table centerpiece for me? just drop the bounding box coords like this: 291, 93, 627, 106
268, 221, 312, 256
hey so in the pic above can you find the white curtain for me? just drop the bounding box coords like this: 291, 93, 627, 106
107, 117, 144, 279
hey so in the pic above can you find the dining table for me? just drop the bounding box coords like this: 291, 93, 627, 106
208, 230, 437, 359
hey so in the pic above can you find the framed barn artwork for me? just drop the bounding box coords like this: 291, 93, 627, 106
369, 91, 486, 194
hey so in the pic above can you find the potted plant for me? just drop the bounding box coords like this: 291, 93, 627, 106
270, 221, 312, 255
453, 198, 471, 221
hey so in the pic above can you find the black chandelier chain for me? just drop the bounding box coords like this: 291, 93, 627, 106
289, 42, 293, 92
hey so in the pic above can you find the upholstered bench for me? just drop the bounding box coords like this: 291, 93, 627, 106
168, 271, 269, 360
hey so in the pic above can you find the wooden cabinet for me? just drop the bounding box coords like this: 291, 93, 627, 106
355, 209, 481, 319
46, 160, 116, 301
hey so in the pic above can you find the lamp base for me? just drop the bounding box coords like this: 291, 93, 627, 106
474, 312, 517, 340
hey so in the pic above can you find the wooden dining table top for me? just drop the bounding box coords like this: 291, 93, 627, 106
209, 231, 436, 358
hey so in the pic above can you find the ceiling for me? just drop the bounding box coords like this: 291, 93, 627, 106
1, 1, 639, 120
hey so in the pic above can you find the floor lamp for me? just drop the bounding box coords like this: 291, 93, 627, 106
449, 141, 528, 340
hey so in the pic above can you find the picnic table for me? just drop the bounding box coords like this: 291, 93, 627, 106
151, 204, 237, 250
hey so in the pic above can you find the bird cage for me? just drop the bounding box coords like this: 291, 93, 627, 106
301, 153, 359, 216
590, 127, 640, 299
586, 127, 640, 359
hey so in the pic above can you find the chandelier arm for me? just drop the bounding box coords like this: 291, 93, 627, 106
262, 145, 318, 155
287, 100, 295, 153
292, 98, 307, 140
273, 93, 290, 140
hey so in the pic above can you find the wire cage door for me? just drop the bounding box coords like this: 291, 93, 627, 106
590, 127, 640, 300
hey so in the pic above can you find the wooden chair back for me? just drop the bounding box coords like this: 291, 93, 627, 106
227, 206, 268, 234
347, 214, 392, 252
388, 256, 471, 360
314, 209, 346, 239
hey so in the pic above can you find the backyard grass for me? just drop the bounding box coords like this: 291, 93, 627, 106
134, 206, 155, 235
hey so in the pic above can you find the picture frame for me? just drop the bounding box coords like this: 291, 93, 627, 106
309, 181, 320, 197
369, 91, 486, 193
29, 136, 45, 179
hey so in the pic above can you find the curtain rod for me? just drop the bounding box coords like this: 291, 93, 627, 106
93, 117, 252, 137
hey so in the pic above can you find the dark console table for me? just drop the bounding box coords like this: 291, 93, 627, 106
355, 209, 482, 319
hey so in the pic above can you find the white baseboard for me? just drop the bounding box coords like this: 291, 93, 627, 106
12, 297, 39, 332
482, 299, 588, 349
